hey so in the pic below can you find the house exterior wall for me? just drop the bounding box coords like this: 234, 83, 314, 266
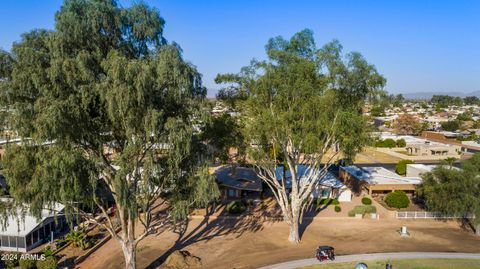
338, 169, 367, 195
0, 216, 67, 253
367, 184, 416, 196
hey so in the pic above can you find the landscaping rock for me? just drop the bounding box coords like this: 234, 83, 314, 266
163, 250, 202, 268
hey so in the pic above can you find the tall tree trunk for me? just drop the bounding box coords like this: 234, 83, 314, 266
121, 240, 137, 269
288, 209, 300, 243
475, 224, 480, 236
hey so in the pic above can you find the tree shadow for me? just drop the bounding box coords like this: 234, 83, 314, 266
299, 201, 325, 239
145, 202, 281, 268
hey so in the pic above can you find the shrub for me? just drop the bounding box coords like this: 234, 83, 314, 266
36, 256, 58, 269
40, 245, 54, 257
55, 238, 67, 249
375, 138, 396, 148
385, 190, 410, 209
348, 205, 366, 217
395, 160, 415, 175
364, 205, 377, 214
361, 197, 372, 205
226, 200, 246, 214
19, 258, 36, 269
347, 205, 376, 217
334, 205, 341, 213
317, 198, 339, 206
5, 252, 20, 269
396, 138, 406, 147
66, 230, 87, 248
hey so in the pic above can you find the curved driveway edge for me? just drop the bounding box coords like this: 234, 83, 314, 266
258, 252, 480, 269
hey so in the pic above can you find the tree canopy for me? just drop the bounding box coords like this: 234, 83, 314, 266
419, 154, 480, 233
216, 29, 385, 243
0, 1, 218, 268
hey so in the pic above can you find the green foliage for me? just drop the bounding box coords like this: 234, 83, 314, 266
396, 160, 415, 175
347, 205, 376, 217
316, 198, 339, 207
348, 205, 365, 216
226, 200, 246, 214
361, 197, 372, 205
457, 134, 478, 141
396, 138, 406, 147
0, 2, 220, 268
464, 96, 480, 106
334, 205, 341, 213
40, 245, 54, 257
375, 138, 396, 148
66, 230, 87, 249
370, 105, 385, 117
35, 256, 57, 269
55, 238, 67, 249
456, 112, 473, 122
419, 153, 480, 225
201, 113, 245, 163
441, 120, 462, 132
431, 95, 463, 107
19, 258, 36, 269
4, 252, 20, 269
385, 190, 410, 209
364, 205, 377, 214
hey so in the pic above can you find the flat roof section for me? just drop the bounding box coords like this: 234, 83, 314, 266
341, 166, 422, 185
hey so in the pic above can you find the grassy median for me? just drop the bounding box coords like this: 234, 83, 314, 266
300, 258, 480, 269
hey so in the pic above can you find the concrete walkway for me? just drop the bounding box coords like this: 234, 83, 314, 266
258, 252, 480, 269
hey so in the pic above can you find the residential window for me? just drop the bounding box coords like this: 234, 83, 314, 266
25, 233, 32, 247
39, 225, 45, 240
32, 230, 39, 244
8, 236, 16, 248
17, 237, 25, 248
1, 236, 7, 247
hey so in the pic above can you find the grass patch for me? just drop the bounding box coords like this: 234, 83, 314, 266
298, 258, 480, 269
347, 205, 376, 217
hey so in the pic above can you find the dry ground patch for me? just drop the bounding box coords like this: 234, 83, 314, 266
77, 218, 480, 269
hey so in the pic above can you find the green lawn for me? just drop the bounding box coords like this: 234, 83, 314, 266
299, 259, 480, 269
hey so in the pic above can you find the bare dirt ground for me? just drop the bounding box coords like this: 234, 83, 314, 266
77, 217, 480, 269
355, 148, 401, 164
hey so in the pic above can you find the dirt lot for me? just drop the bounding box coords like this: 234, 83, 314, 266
355, 147, 401, 164
77, 217, 480, 269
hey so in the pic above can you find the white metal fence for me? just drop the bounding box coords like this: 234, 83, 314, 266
396, 211, 474, 219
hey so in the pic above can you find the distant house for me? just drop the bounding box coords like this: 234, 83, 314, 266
214, 166, 262, 200
405, 141, 462, 156
339, 166, 421, 196
406, 163, 459, 178
0, 201, 68, 252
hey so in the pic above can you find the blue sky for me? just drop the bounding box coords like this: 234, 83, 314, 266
1, 1, 479, 97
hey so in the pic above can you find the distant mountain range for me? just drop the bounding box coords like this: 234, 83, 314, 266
402, 91, 480, 100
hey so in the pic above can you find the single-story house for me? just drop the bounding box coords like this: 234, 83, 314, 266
214, 166, 262, 199
405, 141, 462, 156
275, 165, 352, 202
0, 201, 67, 252
406, 163, 460, 178
339, 166, 422, 196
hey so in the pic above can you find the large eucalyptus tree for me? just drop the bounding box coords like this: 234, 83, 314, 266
216, 29, 385, 243
0, 1, 218, 268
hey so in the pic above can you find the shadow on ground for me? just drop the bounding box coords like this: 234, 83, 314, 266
145, 202, 281, 268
